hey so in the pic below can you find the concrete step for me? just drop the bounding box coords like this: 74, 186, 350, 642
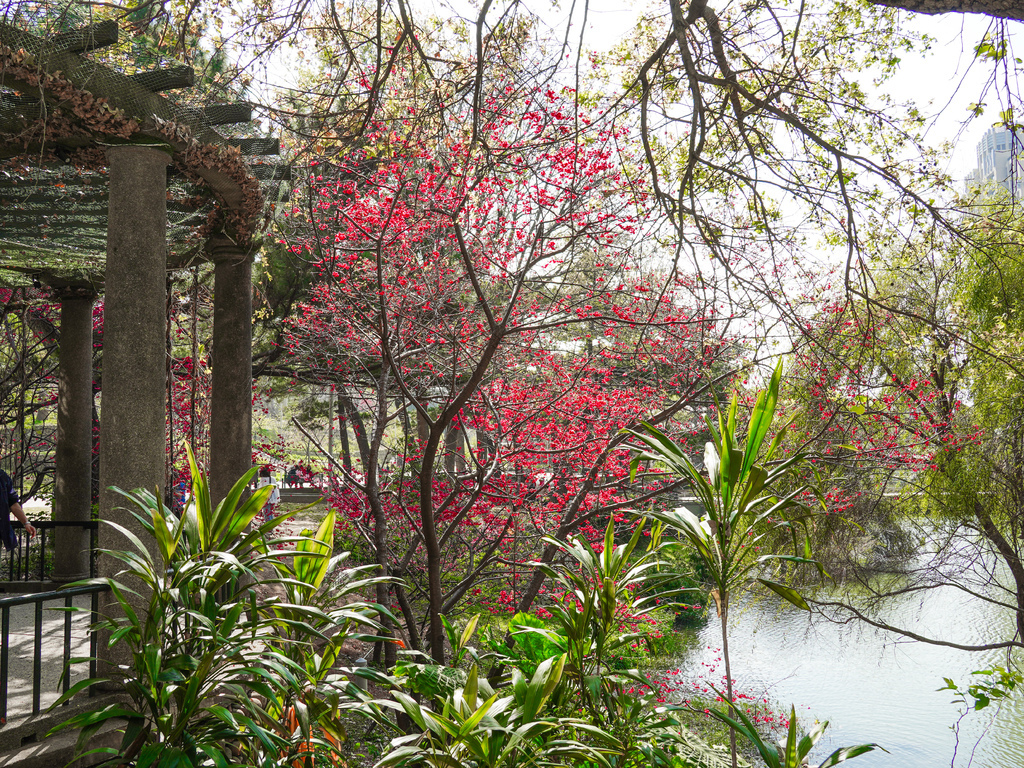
0, 693, 126, 768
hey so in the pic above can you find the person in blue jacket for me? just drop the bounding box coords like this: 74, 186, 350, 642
0, 469, 35, 550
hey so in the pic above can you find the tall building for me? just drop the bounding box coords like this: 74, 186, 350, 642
966, 126, 1024, 197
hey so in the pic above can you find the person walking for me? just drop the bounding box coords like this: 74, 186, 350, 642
0, 468, 35, 551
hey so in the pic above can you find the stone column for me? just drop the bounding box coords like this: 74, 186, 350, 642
52, 286, 96, 583
98, 144, 170, 584
208, 237, 255, 506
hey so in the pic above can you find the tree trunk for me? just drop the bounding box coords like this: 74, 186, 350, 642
415, 404, 447, 663
720, 594, 738, 768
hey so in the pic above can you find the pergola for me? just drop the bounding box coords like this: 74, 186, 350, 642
0, 18, 288, 598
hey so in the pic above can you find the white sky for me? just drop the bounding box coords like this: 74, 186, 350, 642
529, 0, 1009, 186
876, 12, 1013, 181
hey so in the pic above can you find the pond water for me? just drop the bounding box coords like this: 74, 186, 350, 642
667, 579, 1024, 768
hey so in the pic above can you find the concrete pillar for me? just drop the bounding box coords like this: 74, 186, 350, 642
98, 143, 170, 583
52, 286, 96, 583
208, 238, 254, 506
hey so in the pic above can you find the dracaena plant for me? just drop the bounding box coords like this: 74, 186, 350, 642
623, 362, 827, 768
532, 519, 678, 722
529, 519, 720, 768
242, 509, 396, 768
50, 445, 387, 768
377, 658, 597, 768
377, 519, 746, 768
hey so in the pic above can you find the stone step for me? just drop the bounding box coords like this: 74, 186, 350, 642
278, 488, 322, 503
0, 694, 126, 768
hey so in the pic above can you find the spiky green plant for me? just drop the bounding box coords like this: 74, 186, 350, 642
707, 703, 884, 768
623, 362, 826, 768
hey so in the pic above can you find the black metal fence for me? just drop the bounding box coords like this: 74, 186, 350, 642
0, 583, 108, 721
2, 521, 98, 582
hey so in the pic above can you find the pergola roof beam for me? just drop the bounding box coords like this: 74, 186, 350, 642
0, 219, 108, 231
49, 19, 119, 54
129, 64, 196, 93
0, 170, 107, 183
0, 191, 108, 204
0, 203, 208, 217
203, 103, 253, 125
0, 21, 291, 263
0, 23, 241, 181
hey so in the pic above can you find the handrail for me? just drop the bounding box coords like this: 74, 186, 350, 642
4, 521, 98, 582
0, 583, 109, 721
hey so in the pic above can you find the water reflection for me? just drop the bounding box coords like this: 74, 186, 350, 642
669, 582, 1023, 767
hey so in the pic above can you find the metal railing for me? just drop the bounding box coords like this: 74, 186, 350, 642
0, 583, 108, 721
3, 521, 98, 582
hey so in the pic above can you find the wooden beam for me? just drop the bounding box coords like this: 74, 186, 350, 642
49, 19, 119, 54
0, 240, 105, 265
0, 174, 107, 188
129, 65, 195, 93
0, 201, 208, 214
0, 219, 107, 230
0, 23, 282, 237
0, 191, 107, 205
203, 103, 252, 125
0, 24, 208, 144
0, 200, 211, 225
226, 137, 279, 155
0, 206, 106, 218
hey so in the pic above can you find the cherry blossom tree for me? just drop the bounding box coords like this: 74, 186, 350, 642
282, 88, 742, 663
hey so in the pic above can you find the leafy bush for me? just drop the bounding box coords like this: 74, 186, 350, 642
51, 446, 390, 768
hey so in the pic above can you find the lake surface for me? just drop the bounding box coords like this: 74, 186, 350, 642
667, 580, 1024, 768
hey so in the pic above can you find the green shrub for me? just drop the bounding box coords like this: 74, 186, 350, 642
51, 446, 391, 768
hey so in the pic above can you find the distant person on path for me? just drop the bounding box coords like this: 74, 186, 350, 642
0, 469, 35, 550
257, 467, 280, 521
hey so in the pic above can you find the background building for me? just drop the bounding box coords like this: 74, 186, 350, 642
966, 126, 1024, 197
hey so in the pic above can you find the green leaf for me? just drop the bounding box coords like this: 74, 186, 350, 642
818, 743, 886, 766
757, 578, 810, 611
459, 614, 481, 653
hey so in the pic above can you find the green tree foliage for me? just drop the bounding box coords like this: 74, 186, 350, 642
52, 446, 391, 767
788, 209, 1024, 651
